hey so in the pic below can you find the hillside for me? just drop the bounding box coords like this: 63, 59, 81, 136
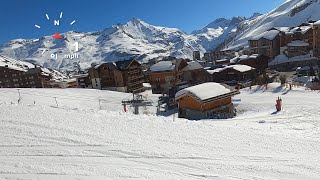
228, 0, 320, 49
0, 86, 320, 179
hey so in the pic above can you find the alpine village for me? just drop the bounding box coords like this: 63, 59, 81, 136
2, 20, 320, 120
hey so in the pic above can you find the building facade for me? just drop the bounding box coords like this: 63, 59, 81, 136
175, 83, 240, 120
0, 66, 51, 88
149, 59, 188, 94
88, 60, 144, 93
249, 30, 280, 59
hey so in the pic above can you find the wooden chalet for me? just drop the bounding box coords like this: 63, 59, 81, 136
249, 30, 280, 59
181, 61, 208, 86
149, 59, 188, 94
175, 83, 240, 120
206, 65, 255, 84
287, 40, 309, 57
73, 74, 91, 88
88, 59, 144, 93
231, 54, 270, 73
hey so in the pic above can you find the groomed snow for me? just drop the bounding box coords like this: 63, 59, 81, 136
0, 86, 320, 179
175, 82, 231, 101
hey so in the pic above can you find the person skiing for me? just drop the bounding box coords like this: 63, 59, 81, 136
275, 97, 282, 112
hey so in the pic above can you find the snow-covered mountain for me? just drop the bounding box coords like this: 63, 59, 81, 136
228, 0, 320, 49
4, 0, 320, 71
0, 16, 258, 71
0, 18, 206, 71
192, 17, 245, 50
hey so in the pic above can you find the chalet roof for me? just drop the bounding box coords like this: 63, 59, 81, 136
0, 55, 33, 72
270, 27, 291, 33
182, 61, 203, 71
230, 54, 261, 64
94, 59, 138, 70
215, 58, 229, 62
269, 54, 316, 66
313, 20, 320, 26
115, 59, 139, 70
150, 61, 175, 72
289, 26, 311, 34
73, 74, 89, 78
287, 40, 309, 47
175, 83, 236, 102
206, 64, 254, 74
251, 30, 279, 41
94, 62, 117, 70
230, 64, 254, 72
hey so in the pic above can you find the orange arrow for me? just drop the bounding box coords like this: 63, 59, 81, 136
53, 32, 63, 39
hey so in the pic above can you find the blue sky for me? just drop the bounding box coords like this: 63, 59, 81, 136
0, 0, 284, 44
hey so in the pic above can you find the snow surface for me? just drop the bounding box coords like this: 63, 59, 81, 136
0, 85, 320, 179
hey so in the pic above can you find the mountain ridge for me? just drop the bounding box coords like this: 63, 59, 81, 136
0, 16, 254, 70
6, 0, 318, 71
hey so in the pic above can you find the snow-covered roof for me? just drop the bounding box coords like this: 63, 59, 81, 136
290, 26, 311, 34
271, 27, 291, 33
230, 56, 240, 64
73, 74, 89, 78
229, 64, 254, 72
0, 55, 32, 72
182, 61, 203, 71
251, 30, 279, 41
314, 20, 320, 26
150, 61, 175, 72
269, 54, 317, 66
175, 82, 232, 101
206, 64, 254, 74
207, 68, 225, 74
287, 40, 309, 47
248, 54, 259, 58
216, 59, 229, 62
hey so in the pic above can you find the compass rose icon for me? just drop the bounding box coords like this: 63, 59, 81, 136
34, 12, 80, 60
35, 12, 76, 39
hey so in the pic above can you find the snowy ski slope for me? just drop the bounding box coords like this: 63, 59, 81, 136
0, 85, 319, 179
